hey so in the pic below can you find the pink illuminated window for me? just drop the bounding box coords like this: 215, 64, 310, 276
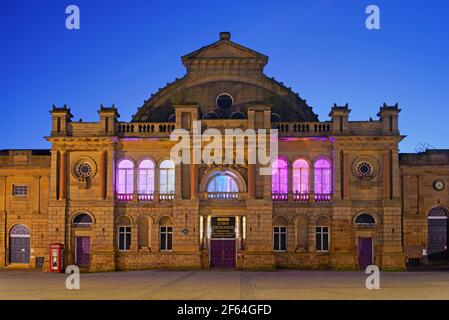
314, 158, 332, 195
159, 160, 175, 194
117, 159, 134, 195
293, 159, 309, 194
138, 160, 155, 195
272, 158, 288, 194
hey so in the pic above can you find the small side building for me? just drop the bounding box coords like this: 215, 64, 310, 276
400, 150, 449, 263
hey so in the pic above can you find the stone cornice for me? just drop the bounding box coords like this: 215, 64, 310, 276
46, 136, 117, 150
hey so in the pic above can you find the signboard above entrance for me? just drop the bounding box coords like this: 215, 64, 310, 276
211, 217, 236, 239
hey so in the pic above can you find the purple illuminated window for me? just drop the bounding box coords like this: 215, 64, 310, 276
159, 160, 175, 194
138, 160, 155, 195
207, 174, 238, 193
293, 159, 309, 194
272, 158, 288, 194
314, 158, 332, 195
117, 159, 134, 195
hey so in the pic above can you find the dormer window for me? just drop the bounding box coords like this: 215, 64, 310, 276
230, 111, 246, 119
203, 111, 219, 119
216, 93, 233, 109
271, 113, 282, 122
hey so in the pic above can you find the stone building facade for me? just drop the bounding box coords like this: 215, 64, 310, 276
0, 33, 447, 271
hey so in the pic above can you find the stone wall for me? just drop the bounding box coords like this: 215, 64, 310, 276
0, 151, 50, 269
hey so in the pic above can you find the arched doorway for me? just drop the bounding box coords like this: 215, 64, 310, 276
428, 206, 448, 260
9, 224, 30, 264
354, 213, 377, 270
72, 213, 93, 267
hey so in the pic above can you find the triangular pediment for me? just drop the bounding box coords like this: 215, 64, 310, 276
194, 42, 262, 59
182, 32, 268, 64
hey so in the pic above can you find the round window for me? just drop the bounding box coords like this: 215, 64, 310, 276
357, 162, 372, 177
77, 162, 92, 178
216, 93, 233, 109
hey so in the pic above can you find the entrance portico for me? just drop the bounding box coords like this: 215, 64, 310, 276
201, 215, 246, 269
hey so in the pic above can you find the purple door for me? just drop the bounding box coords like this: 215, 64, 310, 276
210, 240, 236, 268
9, 237, 30, 263
358, 237, 373, 270
75, 237, 90, 267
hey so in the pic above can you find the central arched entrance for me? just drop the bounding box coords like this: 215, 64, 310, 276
201, 169, 244, 269
428, 206, 448, 260
209, 216, 237, 268
9, 224, 30, 264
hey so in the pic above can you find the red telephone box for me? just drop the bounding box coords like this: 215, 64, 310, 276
49, 243, 64, 273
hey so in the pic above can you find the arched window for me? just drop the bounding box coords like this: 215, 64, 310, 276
117, 159, 134, 196
230, 111, 247, 119
73, 213, 93, 227
203, 111, 219, 120
159, 160, 175, 196
216, 93, 233, 109
271, 113, 281, 122
138, 160, 155, 198
314, 158, 332, 198
272, 158, 288, 199
207, 173, 239, 199
10, 224, 30, 237
167, 114, 176, 122
207, 174, 238, 193
355, 213, 376, 225
293, 159, 309, 194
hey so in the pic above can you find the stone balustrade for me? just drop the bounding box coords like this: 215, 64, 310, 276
272, 193, 332, 203
116, 191, 332, 204
116, 122, 175, 136
293, 193, 310, 202
159, 193, 175, 201
116, 194, 133, 201
138, 194, 154, 201
273, 122, 332, 136
207, 192, 239, 200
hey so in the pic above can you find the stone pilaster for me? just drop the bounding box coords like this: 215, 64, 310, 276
0, 175, 6, 267
243, 200, 275, 269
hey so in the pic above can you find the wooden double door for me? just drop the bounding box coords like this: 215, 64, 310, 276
75, 236, 90, 267
210, 239, 236, 268
428, 218, 448, 260
9, 237, 30, 264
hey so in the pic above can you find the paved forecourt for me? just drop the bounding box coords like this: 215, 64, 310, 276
0, 270, 448, 300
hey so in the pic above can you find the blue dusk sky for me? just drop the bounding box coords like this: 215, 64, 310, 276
1, 0, 448, 152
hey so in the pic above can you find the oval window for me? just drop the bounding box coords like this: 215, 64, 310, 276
216, 93, 233, 109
